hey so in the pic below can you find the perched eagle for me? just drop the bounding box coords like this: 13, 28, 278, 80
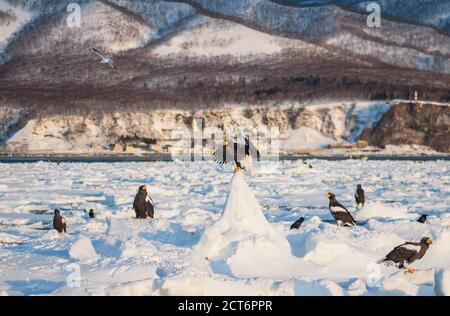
355, 184, 365, 208
88, 209, 95, 219
212, 135, 261, 172
133, 185, 154, 219
53, 209, 67, 234
417, 214, 428, 223
290, 217, 305, 230
378, 237, 433, 273
326, 193, 356, 227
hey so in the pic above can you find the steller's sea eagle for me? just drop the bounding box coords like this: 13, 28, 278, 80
378, 237, 432, 273
355, 184, 365, 208
53, 209, 67, 234
326, 192, 356, 227
133, 185, 154, 219
212, 135, 261, 173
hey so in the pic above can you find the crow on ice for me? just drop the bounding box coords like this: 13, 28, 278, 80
326, 193, 356, 227
133, 185, 154, 219
377, 237, 432, 273
212, 135, 260, 173
417, 214, 428, 223
53, 209, 67, 234
355, 184, 365, 208
290, 217, 304, 230
92, 48, 119, 71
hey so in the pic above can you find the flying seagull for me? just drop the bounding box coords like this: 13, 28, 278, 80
377, 237, 432, 273
212, 135, 261, 173
92, 47, 119, 71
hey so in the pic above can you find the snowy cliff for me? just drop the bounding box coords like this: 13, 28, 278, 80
0, 101, 391, 153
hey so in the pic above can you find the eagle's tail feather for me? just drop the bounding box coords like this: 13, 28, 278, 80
376, 257, 387, 264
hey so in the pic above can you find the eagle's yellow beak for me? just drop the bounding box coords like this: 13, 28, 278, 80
325, 193, 331, 198
223, 140, 228, 146
427, 239, 433, 245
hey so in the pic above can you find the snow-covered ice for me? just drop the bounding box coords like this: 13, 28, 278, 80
0, 159, 448, 296
69, 235, 98, 262
435, 269, 450, 296
195, 170, 313, 279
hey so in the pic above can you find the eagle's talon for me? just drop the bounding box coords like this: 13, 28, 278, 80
234, 166, 242, 173
406, 267, 415, 274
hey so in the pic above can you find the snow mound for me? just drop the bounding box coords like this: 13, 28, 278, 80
108, 279, 155, 296
282, 127, 338, 150
355, 201, 415, 220
159, 276, 279, 296
194, 171, 294, 277
291, 279, 345, 296
379, 273, 423, 296
69, 235, 98, 261
85, 220, 108, 234
435, 269, 450, 296
0, 232, 22, 244
42, 229, 64, 240
0, 282, 23, 296
304, 240, 353, 267
377, 270, 434, 296
426, 231, 450, 269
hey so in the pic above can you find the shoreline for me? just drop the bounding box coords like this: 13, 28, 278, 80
0, 154, 449, 163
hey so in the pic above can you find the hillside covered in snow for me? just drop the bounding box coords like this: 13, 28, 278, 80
1, 0, 450, 108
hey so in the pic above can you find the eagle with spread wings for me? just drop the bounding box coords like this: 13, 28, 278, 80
212, 135, 261, 173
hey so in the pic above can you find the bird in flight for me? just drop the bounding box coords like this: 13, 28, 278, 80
92, 47, 119, 71
212, 135, 261, 173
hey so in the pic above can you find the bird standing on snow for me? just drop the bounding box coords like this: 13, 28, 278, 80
378, 237, 433, 273
53, 209, 67, 234
355, 184, 365, 208
290, 217, 304, 230
133, 185, 154, 219
88, 209, 95, 219
326, 193, 356, 227
212, 135, 261, 173
417, 214, 428, 223
92, 48, 119, 71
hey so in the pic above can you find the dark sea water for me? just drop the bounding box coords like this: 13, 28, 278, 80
0, 155, 448, 163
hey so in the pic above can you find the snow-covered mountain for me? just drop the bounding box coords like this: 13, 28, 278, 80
0, 0, 449, 153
